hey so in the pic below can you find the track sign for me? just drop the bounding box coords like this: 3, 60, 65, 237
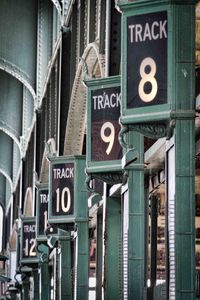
85, 76, 122, 174
21, 217, 38, 264
120, 2, 171, 125
48, 155, 87, 225
36, 184, 57, 241
127, 11, 167, 108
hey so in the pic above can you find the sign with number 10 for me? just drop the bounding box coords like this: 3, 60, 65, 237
48, 156, 87, 225
51, 162, 74, 217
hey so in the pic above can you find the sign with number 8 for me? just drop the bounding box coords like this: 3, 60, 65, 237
127, 11, 167, 109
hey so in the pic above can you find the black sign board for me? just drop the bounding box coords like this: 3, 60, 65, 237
91, 86, 122, 162
127, 11, 167, 108
48, 156, 87, 225
51, 162, 74, 217
36, 186, 57, 241
85, 76, 122, 174
38, 189, 48, 236
21, 218, 38, 264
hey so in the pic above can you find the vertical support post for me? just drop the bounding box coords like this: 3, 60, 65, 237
40, 262, 50, 300
144, 176, 149, 299
126, 131, 145, 299
175, 119, 195, 299
169, 3, 195, 299
96, 210, 103, 300
22, 276, 30, 300
33, 269, 39, 300
149, 195, 158, 298
76, 221, 89, 300
104, 196, 121, 299
59, 230, 72, 300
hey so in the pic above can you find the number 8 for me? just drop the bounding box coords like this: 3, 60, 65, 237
138, 57, 158, 102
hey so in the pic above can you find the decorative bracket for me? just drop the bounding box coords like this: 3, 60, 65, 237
128, 123, 168, 139
120, 120, 175, 141
37, 243, 49, 263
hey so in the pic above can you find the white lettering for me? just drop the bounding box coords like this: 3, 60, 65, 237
160, 20, 167, 39
151, 21, 159, 40
135, 24, 143, 42
53, 167, 74, 179
93, 96, 97, 110
129, 19, 167, 43
110, 94, 116, 108
40, 193, 48, 204
143, 23, 151, 41
93, 92, 121, 111
104, 94, 110, 108
98, 95, 104, 110
24, 225, 36, 233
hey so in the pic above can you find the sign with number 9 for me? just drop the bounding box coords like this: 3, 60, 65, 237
91, 85, 122, 162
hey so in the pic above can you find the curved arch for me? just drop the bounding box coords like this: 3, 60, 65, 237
0, 169, 13, 194
0, 127, 21, 157
0, 58, 37, 108
51, 0, 62, 17
64, 42, 105, 155
23, 187, 33, 217
39, 138, 57, 183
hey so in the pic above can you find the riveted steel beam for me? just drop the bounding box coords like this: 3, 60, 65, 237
0, 59, 37, 109
0, 128, 21, 156
51, 0, 62, 17
0, 169, 13, 193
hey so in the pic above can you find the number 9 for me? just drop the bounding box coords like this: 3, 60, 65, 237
100, 122, 115, 155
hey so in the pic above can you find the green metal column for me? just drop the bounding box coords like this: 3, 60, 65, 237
33, 269, 39, 300
104, 196, 121, 299
76, 221, 89, 300
37, 243, 50, 300
22, 276, 30, 300
174, 119, 195, 299
171, 3, 195, 299
40, 262, 50, 300
59, 230, 72, 299
126, 132, 145, 299
96, 210, 103, 300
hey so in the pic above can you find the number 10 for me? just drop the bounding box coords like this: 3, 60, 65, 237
56, 187, 71, 213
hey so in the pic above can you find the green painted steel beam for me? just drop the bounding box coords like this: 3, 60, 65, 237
96, 211, 103, 300
22, 276, 30, 300
0, 0, 37, 88
40, 262, 50, 300
59, 230, 72, 299
33, 269, 39, 300
104, 197, 122, 299
175, 119, 195, 299
126, 131, 145, 299
172, 3, 195, 299
76, 221, 89, 300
